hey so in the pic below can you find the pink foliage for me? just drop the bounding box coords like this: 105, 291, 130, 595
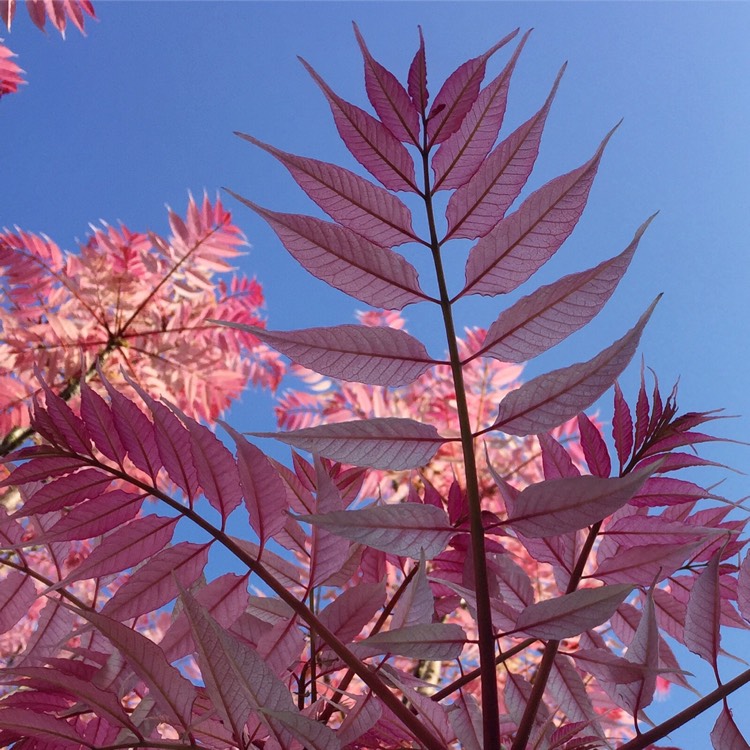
0, 194, 284, 444
0, 41, 22, 97
0, 23, 748, 750
1, 0, 96, 37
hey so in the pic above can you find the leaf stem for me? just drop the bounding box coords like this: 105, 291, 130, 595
420, 134, 500, 750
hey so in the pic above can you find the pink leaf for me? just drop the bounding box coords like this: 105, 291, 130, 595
492, 297, 659, 436
684, 549, 722, 666
16, 597, 76, 666
0, 571, 37, 635
0, 709, 86, 747
353, 23, 420, 145
352, 622, 466, 660
308, 457, 349, 588
78, 609, 197, 731
263, 709, 341, 750
237, 133, 417, 247
630, 476, 724, 507
159, 573, 250, 662
448, 694, 483, 750
432, 30, 530, 191
100, 371, 161, 480
739, 551, 750, 623
0, 666, 136, 733
445, 64, 564, 241
42, 489, 144, 542
392, 555, 435, 628
612, 382, 634, 469
570, 648, 661, 686
548, 654, 602, 731
178, 589, 328, 750
506, 465, 653, 538
36, 370, 92, 455
230, 193, 430, 310
318, 581, 386, 645
232, 537, 303, 590
539, 432, 580, 480
300, 57, 418, 192
0, 454, 89, 486
80, 380, 127, 466
577, 413, 612, 478
56, 514, 178, 586
711, 705, 750, 750
297, 502, 454, 559
166, 401, 242, 521
122, 373, 199, 502
477, 216, 653, 362
462, 124, 618, 297
221, 322, 435, 387
220, 423, 287, 545
513, 584, 633, 639
16, 468, 112, 516
252, 417, 446, 470
101, 542, 209, 621
426, 29, 518, 145
407, 26, 429, 114
338, 694, 383, 747
593, 541, 702, 586
614, 590, 659, 714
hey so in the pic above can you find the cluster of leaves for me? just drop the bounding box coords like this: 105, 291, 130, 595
0, 0, 97, 96
0, 41, 22, 97
0, 194, 285, 456
1, 21, 749, 750
1, 0, 95, 37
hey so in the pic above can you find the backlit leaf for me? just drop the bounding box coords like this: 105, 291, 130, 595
100, 542, 209, 621
301, 57, 418, 192
685, 549, 722, 666
55, 514, 179, 585
432, 30, 529, 191
297, 502, 454, 559
513, 584, 633, 639
444, 62, 562, 242
477, 217, 653, 363
711, 706, 750, 750
166, 401, 242, 521
353, 22, 420, 145
492, 298, 659, 436
221, 322, 435, 386
230, 194, 430, 310
427, 30, 518, 145
0, 572, 37, 635
506, 465, 654, 538
352, 622, 466, 659
237, 133, 417, 247
252, 418, 446, 470
221, 423, 287, 545
462, 124, 618, 297
78, 609, 197, 730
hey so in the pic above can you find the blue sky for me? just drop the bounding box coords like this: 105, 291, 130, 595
3, 2, 750, 745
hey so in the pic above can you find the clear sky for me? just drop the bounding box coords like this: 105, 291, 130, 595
3, 2, 750, 746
